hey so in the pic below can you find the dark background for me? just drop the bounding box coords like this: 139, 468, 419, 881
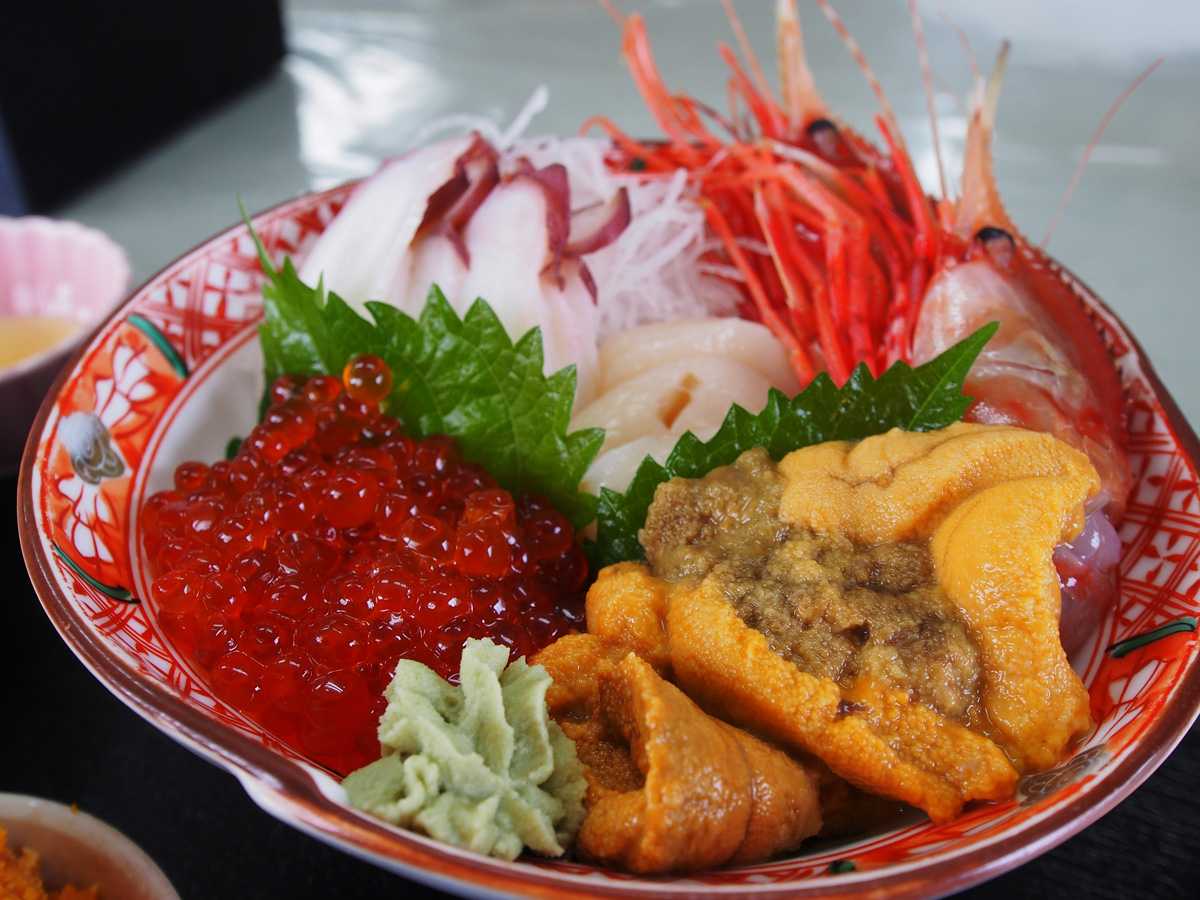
4, 468, 1200, 899
0, 0, 285, 214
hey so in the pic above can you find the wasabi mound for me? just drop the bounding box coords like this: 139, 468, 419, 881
343, 638, 587, 860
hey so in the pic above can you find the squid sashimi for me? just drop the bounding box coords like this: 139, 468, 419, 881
298, 134, 479, 310
595, 317, 800, 396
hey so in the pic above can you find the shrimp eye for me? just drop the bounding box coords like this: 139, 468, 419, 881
975, 226, 1016, 269
806, 118, 841, 158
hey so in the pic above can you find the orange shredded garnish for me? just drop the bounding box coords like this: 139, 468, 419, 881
0, 827, 99, 900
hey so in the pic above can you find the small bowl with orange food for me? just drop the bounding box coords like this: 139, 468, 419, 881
0, 794, 179, 900
0, 215, 130, 474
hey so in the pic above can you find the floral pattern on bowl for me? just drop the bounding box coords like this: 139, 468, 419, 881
19, 188, 1200, 900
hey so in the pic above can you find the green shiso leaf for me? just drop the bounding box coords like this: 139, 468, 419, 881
245, 208, 604, 530
586, 322, 998, 570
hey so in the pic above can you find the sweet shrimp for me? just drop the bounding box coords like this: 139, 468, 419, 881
587, 0, 1136, 650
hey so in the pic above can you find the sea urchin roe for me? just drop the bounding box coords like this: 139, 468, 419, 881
727, 535, 980, 724
637, 423, 1095, 816
640, 448, 981, 723
633, 424, 1100, 824
139, 355, 587, 776
575, 653, 822, 873
775, 423, 1098, 770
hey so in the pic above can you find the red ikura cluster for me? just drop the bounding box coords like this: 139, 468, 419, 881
139, 354, 587, 775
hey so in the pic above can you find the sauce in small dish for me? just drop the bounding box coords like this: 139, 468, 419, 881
0, 315, 83, 370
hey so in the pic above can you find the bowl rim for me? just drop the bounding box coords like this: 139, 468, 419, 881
17, 190, 1200, 900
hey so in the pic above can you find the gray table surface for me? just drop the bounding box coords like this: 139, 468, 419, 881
20, 1, 1200, 898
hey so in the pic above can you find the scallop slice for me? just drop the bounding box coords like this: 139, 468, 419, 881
579, 435, 680, 496
597, 318, 801, 396
570, 355, 774, 454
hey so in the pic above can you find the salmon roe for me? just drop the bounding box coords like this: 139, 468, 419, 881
140, 354, 587, 775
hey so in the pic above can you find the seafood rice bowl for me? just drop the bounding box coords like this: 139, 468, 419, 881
20, 2, 1200, 898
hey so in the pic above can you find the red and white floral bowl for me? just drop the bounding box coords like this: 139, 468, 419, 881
17, 189, 1200, 900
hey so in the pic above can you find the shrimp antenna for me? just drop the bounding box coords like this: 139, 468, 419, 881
722, 0, 775, 107
938, 8, 982, 84
953, 40, 1010, 240
933, 11, 977, 131
810, 0, 908, 155
776, 0, 826, 138
982, 41, 1009, 129
1041, 56, 1165, 248
596, 0, 623, 26
907, 0, 947, 200
933, 72, 966, 120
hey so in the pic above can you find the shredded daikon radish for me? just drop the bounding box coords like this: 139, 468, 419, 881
403, 84, 550, 152
510, 134, 742, 341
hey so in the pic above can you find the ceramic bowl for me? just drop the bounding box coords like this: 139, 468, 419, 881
17, 189, 1200, 900
0, 793, 180, 900
0, 216, 130, 474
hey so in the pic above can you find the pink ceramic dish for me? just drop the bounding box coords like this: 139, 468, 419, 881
0, 216, 131, 474
17, 188, 1200, 900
